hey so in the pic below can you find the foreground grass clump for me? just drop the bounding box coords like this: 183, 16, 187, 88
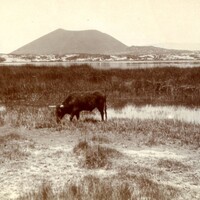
60, 175, 133, 200
116, 170, 179, 200
73, 140, 121, 169
18, 176, 133, 200
135, 175, 178, 200
17, 174, 179, 200
17, 181, 54, 200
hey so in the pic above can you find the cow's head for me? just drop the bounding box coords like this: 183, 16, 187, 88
56, 104, 65, 123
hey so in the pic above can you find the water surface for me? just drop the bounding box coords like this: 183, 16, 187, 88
1, 61, 200, 69
1, 104, 200, 124
107, 105, 200, 124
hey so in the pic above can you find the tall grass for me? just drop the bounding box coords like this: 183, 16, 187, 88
0, 106, 56, 128
0, 64, 200, 107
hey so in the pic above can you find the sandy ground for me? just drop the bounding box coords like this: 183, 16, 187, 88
0, 125, 200, 200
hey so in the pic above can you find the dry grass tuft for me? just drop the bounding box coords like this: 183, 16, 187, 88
91, 134, 110, 143
73, 140, 121, 169
0, 133, 21, 144
84, 145, 116, 169
0, 133, 34, 162
157, 159, 190, 172
73, 140, 89, 154
136, 175, 178, 200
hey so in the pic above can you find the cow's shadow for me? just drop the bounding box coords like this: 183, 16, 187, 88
83, 117, 99, 123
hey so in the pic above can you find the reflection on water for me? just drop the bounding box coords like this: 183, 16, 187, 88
90, 61, 200, 69
107, 105, 200, 124
1, 61, 200, 69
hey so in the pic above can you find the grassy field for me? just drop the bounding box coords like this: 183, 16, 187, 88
0, 118, 199, 200
0, 64, 200, 199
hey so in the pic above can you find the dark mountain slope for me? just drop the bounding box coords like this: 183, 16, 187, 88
12, 29, 127, 55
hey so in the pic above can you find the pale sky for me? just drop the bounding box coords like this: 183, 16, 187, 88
1, 0, 200, 53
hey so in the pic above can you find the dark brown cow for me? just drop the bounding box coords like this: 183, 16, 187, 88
56, 91, 107, 122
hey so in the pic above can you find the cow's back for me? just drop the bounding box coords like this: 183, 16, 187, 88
63, 91, 105, 111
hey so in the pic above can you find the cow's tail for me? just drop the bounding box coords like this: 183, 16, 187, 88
104, 95, 107, 121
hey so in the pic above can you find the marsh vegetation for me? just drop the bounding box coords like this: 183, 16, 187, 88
1, 64, 200, 107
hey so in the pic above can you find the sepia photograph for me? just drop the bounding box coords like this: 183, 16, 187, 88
0, 0, 200, 199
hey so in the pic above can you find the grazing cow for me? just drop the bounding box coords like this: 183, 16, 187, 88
56, 91, 107, 123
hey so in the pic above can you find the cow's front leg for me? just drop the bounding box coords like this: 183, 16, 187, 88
70, 109, 79, 121
70, 114, 74, 121
76, 112, 80, 120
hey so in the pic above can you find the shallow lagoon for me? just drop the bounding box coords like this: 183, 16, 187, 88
1, 60, 200, 69
107, 105, 200, 124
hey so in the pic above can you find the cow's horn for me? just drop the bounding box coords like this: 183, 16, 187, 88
49, 105, 56, 108
60, 104, 64, 108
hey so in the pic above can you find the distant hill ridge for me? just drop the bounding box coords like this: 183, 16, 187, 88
11, 29, 192, 55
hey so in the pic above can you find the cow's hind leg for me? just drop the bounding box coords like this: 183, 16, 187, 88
101, 111, 104, 121
97, 107, 104, 121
